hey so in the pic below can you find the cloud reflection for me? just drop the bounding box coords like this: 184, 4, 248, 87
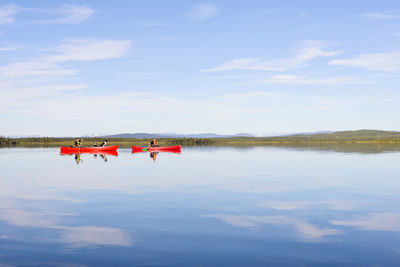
261, 200, 359, 210
331, 212, 400, 231
205, 214, 339, 240
0, 203, 131, 247
58, 226, 131, 247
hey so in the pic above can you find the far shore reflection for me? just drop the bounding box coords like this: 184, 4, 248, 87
6, 143, 400, 155
180, 143, 400, 154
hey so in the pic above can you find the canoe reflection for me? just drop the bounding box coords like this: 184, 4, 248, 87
150, 152, 158, 162
131, 150, 181, 162
60, 150, 118, 164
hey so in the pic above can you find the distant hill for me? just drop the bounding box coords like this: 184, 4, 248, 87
3, 129, 400, 147
283, 130, 400, 140
281, 131, 334, 137
5, 130, 400, 140
100, 130, 400, 140
103, 133, 163, 138
101, 133, 256, 138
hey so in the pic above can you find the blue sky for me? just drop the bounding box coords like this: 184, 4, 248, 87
1, 0, 400, 136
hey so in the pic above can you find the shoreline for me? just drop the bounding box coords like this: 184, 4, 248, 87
2, 136, 400, 148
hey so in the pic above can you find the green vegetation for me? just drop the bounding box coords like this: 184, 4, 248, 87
0, 137, 18, 146
2, 130, 400, 148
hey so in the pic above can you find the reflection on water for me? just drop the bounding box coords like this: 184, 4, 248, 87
131, 149, 181, 162
265, 143, 400, 154
1, 146, 400, 266
149, 151, 158, 161
60, 150, 119, 164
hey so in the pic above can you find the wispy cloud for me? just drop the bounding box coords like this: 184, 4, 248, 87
20, 4, 94, 24
0, 62, 76, 78
0, 4, 94, 25
357, 13, 399, 21
203, 41, 340, 72
0, 39, 130, 79
1, 85, 85, 100
0, 4, 17, 24
203, 58, 259, 72
0, 46, 19, 51
220, 91, 287, 99
0, 39, 131, 118
329, 51, 400, 72
242, 8, 307, 25
45, 39, 131, 62
262, 74, 357, 84
186, 3, 220, 21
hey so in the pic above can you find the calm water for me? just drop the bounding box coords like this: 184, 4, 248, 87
1, 146, 400, 266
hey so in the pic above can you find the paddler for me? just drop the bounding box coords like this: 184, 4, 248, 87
149, 138, 159, 147
75, 138, 82, 147
100, 140, 107, 147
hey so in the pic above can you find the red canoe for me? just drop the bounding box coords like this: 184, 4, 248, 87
60, 150, 118, 156
131, 145, 181, 152
131, 149, 180, 154
60, 145, 118, 153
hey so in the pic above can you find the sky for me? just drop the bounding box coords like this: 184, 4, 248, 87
1, 0, 400, 136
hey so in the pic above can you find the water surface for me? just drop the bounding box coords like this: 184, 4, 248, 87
0, 146, 400, 266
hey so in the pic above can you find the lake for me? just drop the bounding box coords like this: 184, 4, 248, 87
0, 146, 400, 266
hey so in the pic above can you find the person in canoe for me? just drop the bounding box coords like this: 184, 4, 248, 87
100, 140, 107, 147
149, 138, 159, 147
75, 138, 82, 147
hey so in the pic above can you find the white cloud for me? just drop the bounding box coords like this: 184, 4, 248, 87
203, 58, 259, 72
357, 13, 399, 21
21, 4, 94, 24
203, 42, 340, 72
331, 212, 400, 231
205, 214, 340, 240
0, 4, 17, 24
45, 39, 131, 62
50, 5, 94, 24
186, 3, 219, 21
0, 62, 76, 78
329, 51, 400, 72
262, 74, 357, 84
0, 4, 94, 25
0, 39, 130, 79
